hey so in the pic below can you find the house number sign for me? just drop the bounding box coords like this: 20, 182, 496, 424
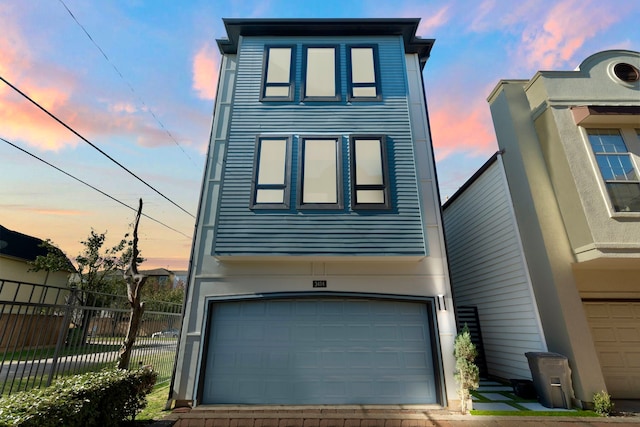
312, 280, 327, 288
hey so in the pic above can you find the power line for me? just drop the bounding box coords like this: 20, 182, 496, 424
57, 0, 197, 167
1, 137, 192, 239
0, 74, 195, 218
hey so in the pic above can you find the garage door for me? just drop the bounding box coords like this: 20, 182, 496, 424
584, 301, 640, 398
202, 298, 437, 404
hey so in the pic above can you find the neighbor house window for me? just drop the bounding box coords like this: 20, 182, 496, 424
298, 137, 343, 209
261, 46, 294, 101
250, 136, 292, 209
302, 46, 340, 101
350, 135, 390, 209
587, 128, 640, 212
347, 45, 381, 101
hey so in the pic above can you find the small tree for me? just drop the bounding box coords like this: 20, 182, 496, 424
32, 230, 133, 345
454, 324, 480, 414
117, 199, 148, 369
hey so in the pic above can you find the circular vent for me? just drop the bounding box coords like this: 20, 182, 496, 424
613, 63, 639, 83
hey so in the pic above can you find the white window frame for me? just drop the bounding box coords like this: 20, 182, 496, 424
586, 127, 640, 213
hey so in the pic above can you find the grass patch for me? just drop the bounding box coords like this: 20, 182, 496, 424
132, 383, 171, 423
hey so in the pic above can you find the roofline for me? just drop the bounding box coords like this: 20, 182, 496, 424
217, 18, 434, 69
442, 150, 504, 210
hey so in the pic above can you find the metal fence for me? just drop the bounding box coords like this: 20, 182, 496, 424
0, 278, 182, 396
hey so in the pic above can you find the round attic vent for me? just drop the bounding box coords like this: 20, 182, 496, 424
613, 63, 639, 83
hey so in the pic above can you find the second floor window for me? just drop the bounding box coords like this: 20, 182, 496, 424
587, 128, 640, 212
303, 46, 340, 101
350, 135, 390, 209
251, 136, 291, 208
347, 45, 380, 101
262, 46, 294, 101
298, 137, 343, 209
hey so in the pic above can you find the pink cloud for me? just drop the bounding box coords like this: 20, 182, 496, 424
192, 41, 220, 101
518, 0, 620, 69
429, 98, 496, 161
415, 6, 450, 36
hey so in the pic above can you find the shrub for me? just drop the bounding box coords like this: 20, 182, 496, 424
593, 390, 614, 416
454, 324, 479, 414
0, 367, 157, 427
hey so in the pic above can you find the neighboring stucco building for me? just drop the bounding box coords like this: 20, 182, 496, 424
0, 225, 72, 297
172, 18, 458, 407
444, 50, 640, 405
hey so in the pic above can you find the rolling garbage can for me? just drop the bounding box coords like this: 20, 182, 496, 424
525, 352, 574, 409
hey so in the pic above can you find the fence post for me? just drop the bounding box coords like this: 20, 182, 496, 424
46, 286, 76, 387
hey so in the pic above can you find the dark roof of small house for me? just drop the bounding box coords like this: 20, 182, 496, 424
0, 224, 50, 261
0, 225, 73, 271
217, 18, 434, 69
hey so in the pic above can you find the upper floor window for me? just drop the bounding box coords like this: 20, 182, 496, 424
298, 136, 343, 209
302, 46, 340, 101
347, 45, 381, 101
350, 135, 390, 209
587, 128, 640, 212
250, 136, 292, 209
261, 46, 294, 101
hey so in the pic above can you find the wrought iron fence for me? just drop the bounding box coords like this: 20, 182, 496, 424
0, 278, 182, 396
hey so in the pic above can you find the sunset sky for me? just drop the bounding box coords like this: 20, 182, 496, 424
1, 0, 638, 271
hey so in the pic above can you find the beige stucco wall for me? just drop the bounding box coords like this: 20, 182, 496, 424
1, 257, 70, 294
524, 50, 640, 262
488, 81, 607, 405
487, 50, 640, 404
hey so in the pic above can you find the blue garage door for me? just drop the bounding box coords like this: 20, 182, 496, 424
202, 298, 437, 404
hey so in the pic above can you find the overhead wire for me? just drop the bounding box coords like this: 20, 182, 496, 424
1, 137, 192, 240
0, 74, 195, 218
57, 0, 197, 167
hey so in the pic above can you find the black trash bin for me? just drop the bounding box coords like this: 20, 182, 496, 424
525, 352, 574, 409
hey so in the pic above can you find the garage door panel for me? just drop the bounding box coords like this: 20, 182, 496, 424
203, 298, 437, 404
585, 301, 640, 399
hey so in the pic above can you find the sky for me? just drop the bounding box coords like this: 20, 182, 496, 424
1, 0, 639, 271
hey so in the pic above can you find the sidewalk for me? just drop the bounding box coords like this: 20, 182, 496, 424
155, 380, 640, 426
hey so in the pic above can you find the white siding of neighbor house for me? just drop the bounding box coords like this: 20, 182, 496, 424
443, 156, 546, 380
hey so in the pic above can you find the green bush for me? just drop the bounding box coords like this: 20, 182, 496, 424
454, 324, 479, 414
0, 367, 157, 427
592, 390, 614, 416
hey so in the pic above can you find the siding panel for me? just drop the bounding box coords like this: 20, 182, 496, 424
213, 35, 426, 256
443, 159, 546, 380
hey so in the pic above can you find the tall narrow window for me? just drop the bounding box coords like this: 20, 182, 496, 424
261, 46, 294, 101
251, 136, 291, 209
298, 137, 342, 209
347, 45, 380, 101
303, 46, 340, 101
587, 129, 640, 212
350, 135, 390, 209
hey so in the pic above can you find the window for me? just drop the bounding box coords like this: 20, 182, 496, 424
250, 136, 292, 209
347, 45, 381, 101
302, 46, 340, 101
587, 128, 640, 212
298, 137, 343, 209
350, 135, 390, 209
261, 46, 294, 101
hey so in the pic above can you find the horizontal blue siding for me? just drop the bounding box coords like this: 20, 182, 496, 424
214, 35, 426, 256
